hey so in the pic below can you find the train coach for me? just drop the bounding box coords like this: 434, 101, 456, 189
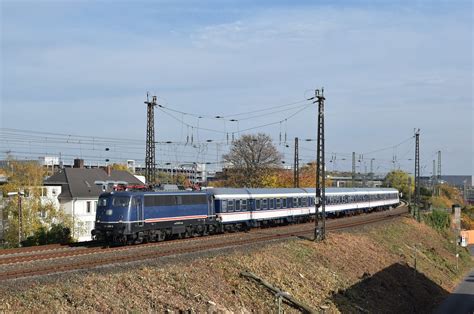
92, 187, 399, 244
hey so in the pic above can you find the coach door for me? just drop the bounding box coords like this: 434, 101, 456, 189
134, 197, 144, 227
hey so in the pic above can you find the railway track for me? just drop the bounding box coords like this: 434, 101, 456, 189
0, 206, 408, 282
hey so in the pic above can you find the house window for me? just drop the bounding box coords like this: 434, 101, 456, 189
94, 201, 97, 212
86, 201, 91, 214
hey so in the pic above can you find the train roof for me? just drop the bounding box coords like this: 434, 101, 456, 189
100, 187, 399, 198
207, 187, 398, 195
100, 190, 207, 197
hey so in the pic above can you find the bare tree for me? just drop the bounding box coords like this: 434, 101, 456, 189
222, 133, 282, 187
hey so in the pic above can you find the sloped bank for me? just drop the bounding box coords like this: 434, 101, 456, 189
1, 217, 472, 313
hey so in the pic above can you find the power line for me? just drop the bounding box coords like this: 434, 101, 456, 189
362, 136, 414, 155
156, 98, 308, 121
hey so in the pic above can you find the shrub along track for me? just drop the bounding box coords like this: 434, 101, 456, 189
0, 206, 408, 282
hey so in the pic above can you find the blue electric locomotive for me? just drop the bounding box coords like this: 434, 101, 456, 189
92, 190, 216, 243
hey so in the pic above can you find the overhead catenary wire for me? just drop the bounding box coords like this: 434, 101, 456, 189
155, 98, 308, 121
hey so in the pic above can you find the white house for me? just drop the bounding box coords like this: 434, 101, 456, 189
44, 165, 143, 241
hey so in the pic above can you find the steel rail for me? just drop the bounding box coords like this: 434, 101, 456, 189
0, 207, 407, 281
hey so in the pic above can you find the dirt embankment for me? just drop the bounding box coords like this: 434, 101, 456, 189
1, 217, 472, 313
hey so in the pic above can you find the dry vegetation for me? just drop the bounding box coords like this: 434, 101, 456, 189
431, 184, 466, 210
1, 218, 472, 313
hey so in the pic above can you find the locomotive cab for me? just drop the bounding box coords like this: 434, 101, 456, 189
92, 192, 135, 242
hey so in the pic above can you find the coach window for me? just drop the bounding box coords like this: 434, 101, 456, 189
292, 197, 297, 207
262, 198, 268, 210
241, 200, 247, 211
268, 198, 273, 209
221, 200, 228, 213
227, 200, 234, 212
302, 198, 307, 207
276, 198, 281, 208
255, 199, 261, 210
282, 198, 287, 208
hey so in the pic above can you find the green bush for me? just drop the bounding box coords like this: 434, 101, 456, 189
424, 209, 450, 231
21, 224, 72, 247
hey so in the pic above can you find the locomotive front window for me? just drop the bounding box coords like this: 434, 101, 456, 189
112, 196, 130, 208
98, 197, 108, 207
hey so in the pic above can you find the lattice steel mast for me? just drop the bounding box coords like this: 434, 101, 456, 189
414, 129, 420, 220
294, 137, 299, 188
145, 93, 157, 184
310, 88, 326, 241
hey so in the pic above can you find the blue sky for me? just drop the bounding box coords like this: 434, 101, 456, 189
1, 0, 472, 175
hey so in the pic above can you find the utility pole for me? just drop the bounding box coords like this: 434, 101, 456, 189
414, 129, 421, 221
363, 159, 367, 188
437, 150, 441, 196
432, 159, 436, 194
294, 137, 299, 188
18, 192, 22, 247
370, 158, 375, 182
145, 93, 157, 185
408, 176, 412, 211
352, 152, 356, 187
309, 88, 326, 241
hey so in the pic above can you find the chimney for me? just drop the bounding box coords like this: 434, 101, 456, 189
73, 158, 84, 169
106, 165, 111, 177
